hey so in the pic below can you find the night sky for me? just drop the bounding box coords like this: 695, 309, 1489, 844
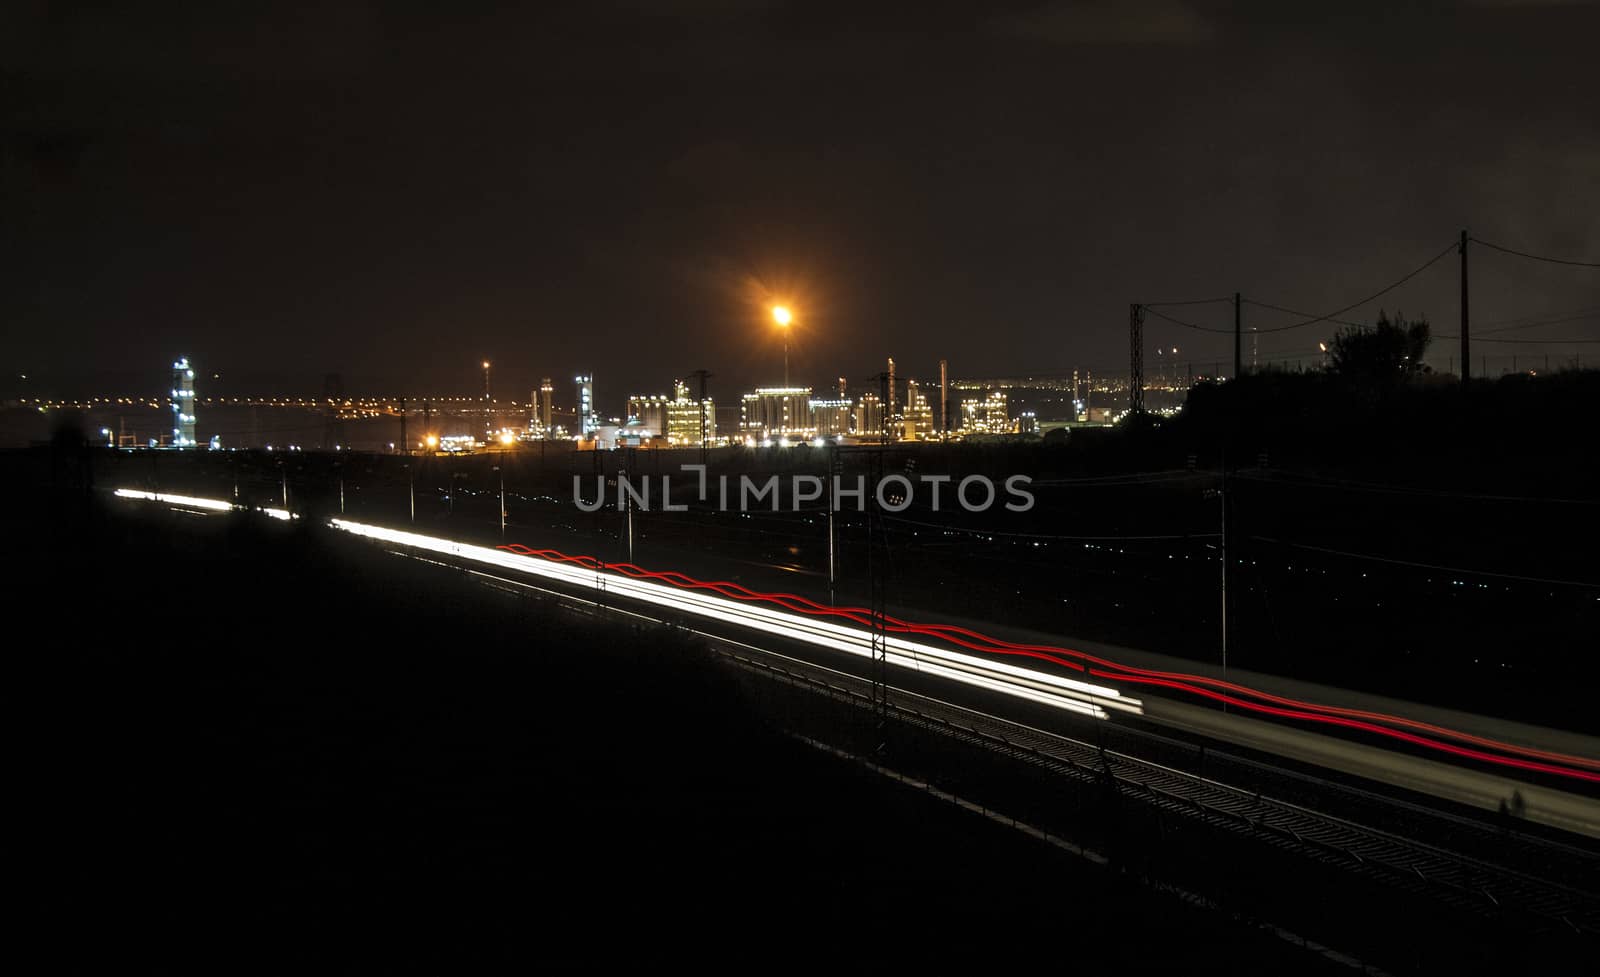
5, 2, 1597, 407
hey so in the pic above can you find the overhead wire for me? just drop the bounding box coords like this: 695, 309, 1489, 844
1242, 299, 1366, 330
880, 511, 1217, 541
1246, 241, 1459, 334
1249, 536, 1599, 590
1470, 237, 1600, 269
1141, 306, 1234, 334
1143, 296, 1233, 308
1477, 308, 1600, 333
1232, 469, 1600, 506
1433, 334, 1600, 344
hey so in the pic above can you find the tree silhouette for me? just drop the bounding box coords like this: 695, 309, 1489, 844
1328, 311, 1431, 380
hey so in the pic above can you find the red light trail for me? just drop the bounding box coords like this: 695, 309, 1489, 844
496, 542, 1600, 784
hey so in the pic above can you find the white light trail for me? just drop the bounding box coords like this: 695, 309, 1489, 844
113, 489, 232, 512
113, 488, 299, 520
329, 518, 1142, 719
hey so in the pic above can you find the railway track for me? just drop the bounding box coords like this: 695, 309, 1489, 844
714, 643, 1600, 938
416, 535, 1600, 949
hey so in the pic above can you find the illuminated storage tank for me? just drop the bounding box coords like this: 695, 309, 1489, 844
739, 387, 814, 440
170, 357, 197, 448
576, 374, 596, 437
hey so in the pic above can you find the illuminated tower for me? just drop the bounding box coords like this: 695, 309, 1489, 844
539, 377, 555, 435
854, 392, 882, 436
170, 357, 196, 448
668, 378, 716, 446
886, 357, 897, 420
482, 360, 492, 402
938, 359, 948, 439
576, 374, 596, 437
904, 379, 933, 440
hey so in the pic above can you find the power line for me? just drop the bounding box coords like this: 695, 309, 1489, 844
1434, 334, 1600, 345
1478, 308, 1600, 333
1248, 241, 1458, 334
1142, 306, 1234, 334
1249, 536, 1599, 589
882, 512, 1218, 541
1470, 237, 1600, 269
1143, 296, 1233, 308
1030, 469, 1209, 486
1241, 299, 1365, 330
1234, 468, 1600, 506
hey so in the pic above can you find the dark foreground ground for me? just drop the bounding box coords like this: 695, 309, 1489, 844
14, 487, 1355, 972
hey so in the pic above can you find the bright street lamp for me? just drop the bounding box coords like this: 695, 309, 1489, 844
772, 306, 792, 386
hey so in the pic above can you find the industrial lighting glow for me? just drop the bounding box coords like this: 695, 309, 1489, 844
771, 306, 792, 326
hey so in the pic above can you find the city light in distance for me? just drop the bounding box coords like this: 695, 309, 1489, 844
771, 306, 792, 327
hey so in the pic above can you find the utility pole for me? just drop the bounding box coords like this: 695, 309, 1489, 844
849, 372, 892, 749
398, 396, 408, 454
497, 464, 505, 537
1220, 457, 1228, 689
828, 444, 841, 606
689, 368, 712, 466
1202, 458, 1230, 712
1460, 229, 1471, 383
622, 457, 634, 564
1128, 304, 1144, 413
322, 373, 345, 450
869, 441, 888, 755
1233, 292, 1242, 380
876, 371, 891, 444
